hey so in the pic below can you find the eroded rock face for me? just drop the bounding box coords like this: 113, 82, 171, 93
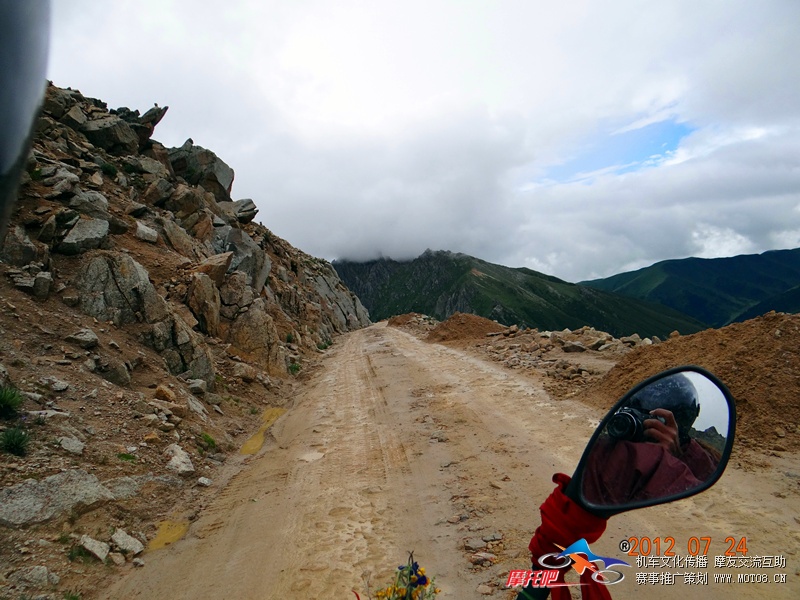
312, 266, 371, 331
19, 84, 372, 381
73, 252, 169, 325
212, 227, 271, 292
0, 82, 373, 586
187, 272, 221, 336
29, 83, 370, 363
0, 470, 115, 528
227, 298, 284, 374
73, 252, 216, 385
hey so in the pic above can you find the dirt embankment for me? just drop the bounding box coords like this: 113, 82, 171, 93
586, 311, 800, 454
425, 312, 507, 342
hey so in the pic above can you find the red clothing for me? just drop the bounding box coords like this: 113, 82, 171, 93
525, 473, 611, 600
681, 438, 718, 481
582, 436, 705, 506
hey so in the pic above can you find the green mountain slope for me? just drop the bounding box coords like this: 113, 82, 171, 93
333, 250, 706, 338
736, 284, 800, 321
582, 248, 800, 327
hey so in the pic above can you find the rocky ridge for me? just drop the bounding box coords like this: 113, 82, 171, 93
0, 83, 369, 598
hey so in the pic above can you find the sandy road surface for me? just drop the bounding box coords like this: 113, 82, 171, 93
99, 323, 798, 599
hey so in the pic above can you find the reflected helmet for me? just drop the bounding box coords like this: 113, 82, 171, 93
629, 373, 700, 440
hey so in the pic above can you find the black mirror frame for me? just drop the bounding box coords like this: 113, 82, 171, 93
566, 365, 736, 518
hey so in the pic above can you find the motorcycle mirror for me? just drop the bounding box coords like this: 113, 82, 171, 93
567, 365, 736, 518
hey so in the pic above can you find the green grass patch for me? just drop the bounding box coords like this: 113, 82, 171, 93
68, 545, 94, 563
116, 453, 137, 462
0, 427, 30, 456
200, 432, 216, 450
0, 385, 24, 420
288, 363, 301, 376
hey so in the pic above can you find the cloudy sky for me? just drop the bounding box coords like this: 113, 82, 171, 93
47, 0, 800, 282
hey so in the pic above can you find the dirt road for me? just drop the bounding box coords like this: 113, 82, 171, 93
98, 323, 798, 599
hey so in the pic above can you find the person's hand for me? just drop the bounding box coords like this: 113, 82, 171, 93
644, 409, 681, 456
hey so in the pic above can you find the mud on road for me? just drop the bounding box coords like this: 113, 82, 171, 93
99, 323, 799, 600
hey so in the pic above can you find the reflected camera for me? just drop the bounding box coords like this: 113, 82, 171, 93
607, 407, 665, 442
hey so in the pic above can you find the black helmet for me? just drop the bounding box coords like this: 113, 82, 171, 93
0, 0, 51, 239
629, 372, 700, 443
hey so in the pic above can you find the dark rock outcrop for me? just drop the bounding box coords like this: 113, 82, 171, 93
168, 138, 234, 203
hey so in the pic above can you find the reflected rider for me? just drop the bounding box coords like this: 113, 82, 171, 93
583, 374, 718, 505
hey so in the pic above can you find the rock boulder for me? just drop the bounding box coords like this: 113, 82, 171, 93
194, 251, 233, 286
187, 272, 221, 336
57, 218, 110, 255
213, 227, 271, 292
0, 470, 114, 528
226, 298, 283, 374
168, 138, 234, 203
73, 252, 169, 325
79, 115, 139, 155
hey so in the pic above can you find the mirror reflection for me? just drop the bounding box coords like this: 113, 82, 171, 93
582, 370, 730, 507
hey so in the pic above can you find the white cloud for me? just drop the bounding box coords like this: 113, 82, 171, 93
691, 225, 756, 258
46, 0, 800, 282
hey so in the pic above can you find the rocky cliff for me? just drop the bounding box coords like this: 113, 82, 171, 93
0, 83, 368, 596
4, 83, 369, 382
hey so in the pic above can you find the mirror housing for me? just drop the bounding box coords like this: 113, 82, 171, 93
567, 365, 736, 518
